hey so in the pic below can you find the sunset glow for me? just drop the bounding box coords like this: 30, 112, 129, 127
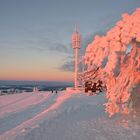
0, 0, 140, 82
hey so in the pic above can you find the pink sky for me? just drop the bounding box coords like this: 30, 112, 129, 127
0, 0, 139, 81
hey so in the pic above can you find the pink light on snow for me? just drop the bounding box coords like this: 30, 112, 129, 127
84, 8, 140, 117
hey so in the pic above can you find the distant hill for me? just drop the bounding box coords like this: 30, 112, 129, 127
0, 80, 73, 87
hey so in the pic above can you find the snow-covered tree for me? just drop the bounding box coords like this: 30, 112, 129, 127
84, 8, 140, 117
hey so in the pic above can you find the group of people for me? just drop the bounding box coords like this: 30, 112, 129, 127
85, 80, 103, 94
50, 90, 58, 94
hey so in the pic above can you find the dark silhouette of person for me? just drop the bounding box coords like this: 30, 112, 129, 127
85, 81, 93, 92
92, 83, 97, 93
97, 80, 103, 92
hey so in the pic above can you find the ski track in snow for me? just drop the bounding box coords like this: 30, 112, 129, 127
0, 93, 55, 134
0, 93, 33, 109
18, 93, 140, 140
0, 92, 50, 118
0, 91, 71, 140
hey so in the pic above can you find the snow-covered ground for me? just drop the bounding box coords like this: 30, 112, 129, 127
0, 91, 140, 140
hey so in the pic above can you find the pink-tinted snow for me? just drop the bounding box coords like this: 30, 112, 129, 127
0, 92, 51, 118
0, 92, 71, 140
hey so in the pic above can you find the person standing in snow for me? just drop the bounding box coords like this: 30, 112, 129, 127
92, 82, 97, 93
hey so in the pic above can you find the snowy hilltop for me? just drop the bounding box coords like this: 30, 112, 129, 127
0, 91, 140, 140
84, 8, 140, 117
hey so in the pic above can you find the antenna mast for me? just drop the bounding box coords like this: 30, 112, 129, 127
72, 26, 82, 90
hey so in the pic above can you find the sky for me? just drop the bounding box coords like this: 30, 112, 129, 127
0, 0, 140, 82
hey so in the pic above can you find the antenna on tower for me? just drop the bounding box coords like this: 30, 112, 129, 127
72, 25, 82, 90
75, 24, 79, 32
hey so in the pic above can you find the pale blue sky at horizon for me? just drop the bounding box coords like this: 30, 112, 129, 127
0, 0, 140, 81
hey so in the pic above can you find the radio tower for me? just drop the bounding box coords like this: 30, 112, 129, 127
72, 26, 82, 90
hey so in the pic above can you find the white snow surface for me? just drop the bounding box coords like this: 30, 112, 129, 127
0, 91, 140, 140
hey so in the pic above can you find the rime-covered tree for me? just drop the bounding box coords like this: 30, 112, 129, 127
84, 8, 140, 117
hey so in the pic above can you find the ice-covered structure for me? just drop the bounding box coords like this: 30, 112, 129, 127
84, 8, 140, 117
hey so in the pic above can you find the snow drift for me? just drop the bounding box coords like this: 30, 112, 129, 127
84, 8, 140, 117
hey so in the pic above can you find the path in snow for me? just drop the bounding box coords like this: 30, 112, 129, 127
0, 92, 140, 140
0, 91, 71, 140
0, 93, 56, 134
0, 92, 51, 118
16, 94, 140, 140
